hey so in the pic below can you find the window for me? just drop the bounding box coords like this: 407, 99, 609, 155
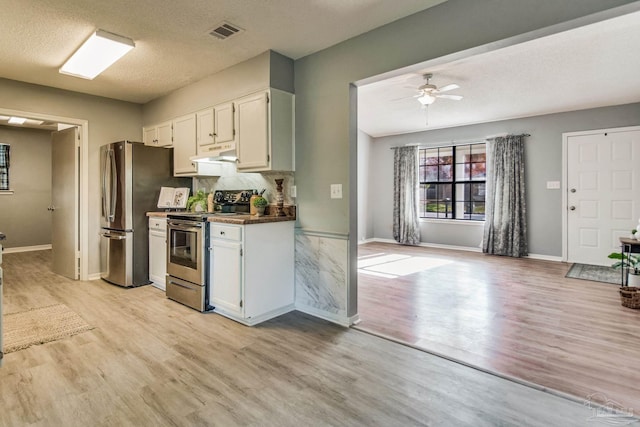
0, 144, 9, 191
419, 143, 486, 220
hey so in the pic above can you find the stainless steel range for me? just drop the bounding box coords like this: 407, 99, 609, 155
166, 213, 211, 312
166, 189, 255, 312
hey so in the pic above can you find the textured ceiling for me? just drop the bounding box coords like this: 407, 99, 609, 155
0, 0, 446, 104
358, 10, 640, 137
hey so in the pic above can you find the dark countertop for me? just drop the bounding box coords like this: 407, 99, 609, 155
147, 206, 296, 225
207, 214, 295, 225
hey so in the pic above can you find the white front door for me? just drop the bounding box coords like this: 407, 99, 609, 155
51, 127, 79, 279
566, 127, 640, 266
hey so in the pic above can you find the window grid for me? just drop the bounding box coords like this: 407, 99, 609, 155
419, 143, 486, 221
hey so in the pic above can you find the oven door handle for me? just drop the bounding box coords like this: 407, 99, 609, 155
168, 221, 203, 230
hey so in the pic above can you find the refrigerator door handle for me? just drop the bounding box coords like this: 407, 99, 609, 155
101, 149, 108, 221
109, 149, 117, 223
100, 232, 127, 240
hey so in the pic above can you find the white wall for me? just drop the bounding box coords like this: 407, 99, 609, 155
368, 103, 640, 256
357, 129, 373, 241
0, 126, 52, 249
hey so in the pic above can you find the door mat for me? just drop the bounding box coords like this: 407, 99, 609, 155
3, 304, 94, 354
565, 263, 621, 285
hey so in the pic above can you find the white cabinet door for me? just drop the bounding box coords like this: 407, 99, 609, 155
196, 108, 215, 152
143, 126, 157, 146
157, 121, 173, 147
149, 218, 167, 290
210, 239, 243, 316
214, 102, 236, 144
173, 114, 197, 175
149, 231, 166, 290
143, 120, 173, 147
236, 92, 269, 171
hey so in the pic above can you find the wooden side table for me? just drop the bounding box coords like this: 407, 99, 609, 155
619, 237, 640, 286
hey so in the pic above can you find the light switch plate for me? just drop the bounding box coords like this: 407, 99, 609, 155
330, 184, 342, 199
290, 185, 297, 198
546, 181, 560, 189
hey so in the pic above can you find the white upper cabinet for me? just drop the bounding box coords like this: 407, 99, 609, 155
236, 89, 294, 172
172, 113, 197, 175
214, 102, 236, 145
143, 120, 173, 147
196, 108, 215, 151
196, 102, 237, 156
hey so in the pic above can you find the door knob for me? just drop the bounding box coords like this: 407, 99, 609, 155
570, 188, 576, 193
569, 206, 576, 211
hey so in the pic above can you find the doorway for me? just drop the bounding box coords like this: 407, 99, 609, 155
563, 125, 640, 266
0, 107, 88, 280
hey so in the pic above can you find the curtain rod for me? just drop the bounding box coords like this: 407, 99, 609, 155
389, 133, 530, 150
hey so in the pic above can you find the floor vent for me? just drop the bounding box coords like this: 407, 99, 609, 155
208, 22, 244, 40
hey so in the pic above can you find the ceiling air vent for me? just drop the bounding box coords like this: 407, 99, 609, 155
208, 22, 244, 40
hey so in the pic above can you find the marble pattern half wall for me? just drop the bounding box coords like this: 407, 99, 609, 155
295, 231, 349, 325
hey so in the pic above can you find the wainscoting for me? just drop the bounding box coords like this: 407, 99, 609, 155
294, 229, 352, 326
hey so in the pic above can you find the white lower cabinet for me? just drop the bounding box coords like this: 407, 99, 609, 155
208, 221, 294, 325
148, 217, 167, 290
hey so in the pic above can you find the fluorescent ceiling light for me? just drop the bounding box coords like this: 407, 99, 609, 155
8, 117, 26, 124
60, 29, 135, 80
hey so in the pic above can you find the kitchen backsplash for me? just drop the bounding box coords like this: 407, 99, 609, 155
194, 164, 295, 205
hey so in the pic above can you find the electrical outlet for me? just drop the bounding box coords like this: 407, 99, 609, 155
330, 184, 342, 199
290, 185, 297, 198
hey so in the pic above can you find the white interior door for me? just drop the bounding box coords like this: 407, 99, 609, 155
566, 128, 640, 266
51, 127, 79, 279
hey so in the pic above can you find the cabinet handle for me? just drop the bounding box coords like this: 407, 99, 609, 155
208, 133, 214, 137
220, 231, 225, 235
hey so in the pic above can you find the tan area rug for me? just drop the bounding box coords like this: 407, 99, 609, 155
3, 304, 94, 354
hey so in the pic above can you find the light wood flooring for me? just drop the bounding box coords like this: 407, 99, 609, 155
356, 242, 640, 414
0, 250, 621, 426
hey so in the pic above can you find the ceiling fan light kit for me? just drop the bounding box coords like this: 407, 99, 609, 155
414, 73, 463, 106
418, 94, 436, 105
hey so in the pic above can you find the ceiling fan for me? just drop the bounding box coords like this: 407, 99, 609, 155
413, 73, 463, 105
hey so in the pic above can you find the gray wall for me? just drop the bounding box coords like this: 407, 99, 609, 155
294, 0, 636, 318
0, 78, 142, 274
357, 129, 373, 242
368, 103, 640, 256
143, 51, 293, 125
0, 126, 52, 248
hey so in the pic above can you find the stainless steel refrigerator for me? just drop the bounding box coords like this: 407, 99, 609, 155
100, 141, 191, 287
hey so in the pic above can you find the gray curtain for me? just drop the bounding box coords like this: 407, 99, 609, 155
482, 135, 528, 257
0, 144, 9, 191
393, 146, 421, 245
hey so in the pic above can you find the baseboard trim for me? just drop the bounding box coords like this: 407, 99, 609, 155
295, 303, 353, 327
365, 238, 481, 253
526, 253, 563, 262
2, 244, 52, 254
362, 239, 563, 261
88, 273, 102, 281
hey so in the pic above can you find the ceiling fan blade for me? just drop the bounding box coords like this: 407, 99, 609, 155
436, 94, 463, 100
437, 84, 460, 92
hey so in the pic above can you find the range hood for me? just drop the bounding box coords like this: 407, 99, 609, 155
190, 142, 237, 163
